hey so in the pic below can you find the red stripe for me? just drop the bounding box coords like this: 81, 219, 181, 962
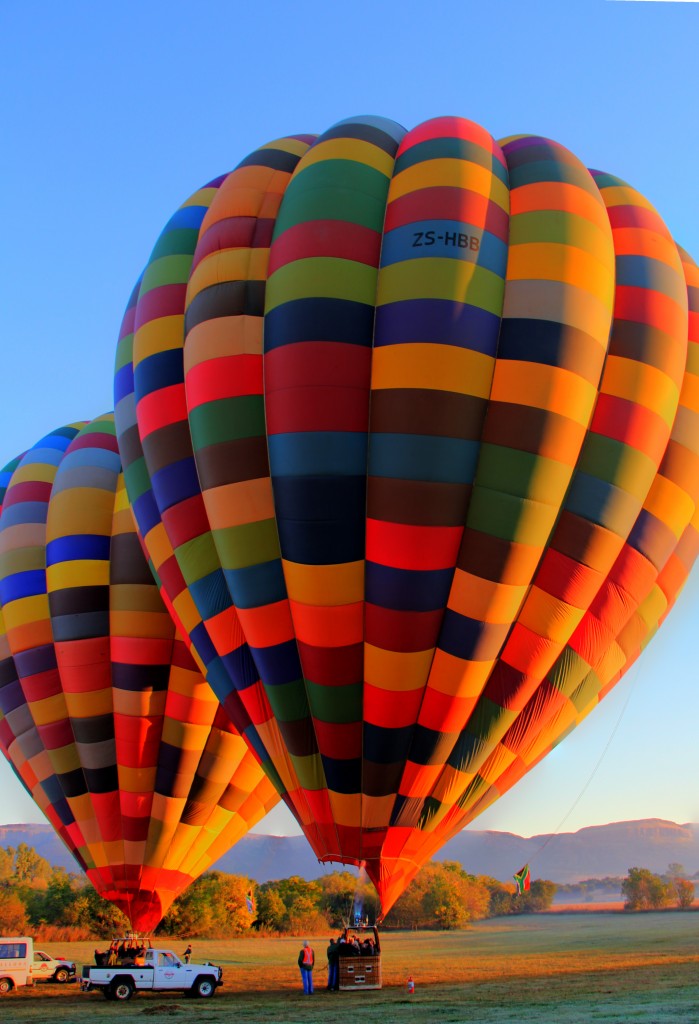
3, 479, 52, 507
135, 284, 187, 330
366, 519, 462, 571
384, 187, 509, 241
268, 220, 381, 275
67, 431, 118, 454
590, 394, 669, 461
192, 216, 275, 270
186, 354, 262, 408
161, 493, 211, 548
137, 384, 185, 438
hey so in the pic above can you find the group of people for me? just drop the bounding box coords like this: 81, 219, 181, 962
94, 940, 148, 967
298, 933, 378, 993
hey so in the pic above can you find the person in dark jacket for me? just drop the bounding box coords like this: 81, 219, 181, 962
326, 938, 339, 990
298, 940, 315, 994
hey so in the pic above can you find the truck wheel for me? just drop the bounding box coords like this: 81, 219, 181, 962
111, 978, 135, 1001
0, 978, 12, 995
54, 967, 70, 983
193, 976, 216, 998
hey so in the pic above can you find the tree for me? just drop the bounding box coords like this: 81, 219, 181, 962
0, 847, 14, 883
622, 868, 673, 911
255, 887, 287, 931
0, 890, 29, 933
13, 843, 52, 885
672, 878, 695, 910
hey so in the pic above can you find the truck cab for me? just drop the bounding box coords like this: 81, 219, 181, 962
0, 937, 34, 995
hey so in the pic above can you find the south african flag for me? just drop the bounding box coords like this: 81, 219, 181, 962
513, 864, 531, 895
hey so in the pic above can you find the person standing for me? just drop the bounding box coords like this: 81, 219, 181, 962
183, 944, 192, 964
326, 937, 339, 990
298, 939, 315, 994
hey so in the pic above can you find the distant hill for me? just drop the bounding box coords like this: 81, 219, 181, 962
2, 818, 697, 885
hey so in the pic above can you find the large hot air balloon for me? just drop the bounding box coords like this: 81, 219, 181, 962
0, 415, 278, 931
114, 115, 699, 914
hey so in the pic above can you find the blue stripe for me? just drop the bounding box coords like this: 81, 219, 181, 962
0, 502, 48, 528
0, 569, 46, 603
131, 490, 161, 537
264, 298, 375, 350
251, 639, 303, 688
151, 456, 201, 513
223, 560, 287, 610
134, 348, 184, 400
369, 434, 479, 484
374, 298, 500, 354
163, 204, 209, 233
187, 568, 233, 620
269, 432, 367, 477
366, 562, 453, 611
380, 222, 507, 274
114, 363, 134, 405
46, 534, 111, 566
273, 476, 365, 563
564, 473, 641, 530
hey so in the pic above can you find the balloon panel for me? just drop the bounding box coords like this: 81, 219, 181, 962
115, 115, 699, 913
0, 416, 278, 931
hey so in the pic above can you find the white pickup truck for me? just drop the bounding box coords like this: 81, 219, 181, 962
80, 948, 222, 1001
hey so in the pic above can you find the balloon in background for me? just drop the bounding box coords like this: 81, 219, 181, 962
0, 415, 278, 931
115, 115, 699, 914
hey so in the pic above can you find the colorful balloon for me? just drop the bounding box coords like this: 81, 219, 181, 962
115, 116, 699, 913
0, 416, 278, 931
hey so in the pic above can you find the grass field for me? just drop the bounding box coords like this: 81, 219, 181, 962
3, 912, 699, 1024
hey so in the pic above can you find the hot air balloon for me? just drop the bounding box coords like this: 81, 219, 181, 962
114, 115, 699, 915
0, 415, 278, 931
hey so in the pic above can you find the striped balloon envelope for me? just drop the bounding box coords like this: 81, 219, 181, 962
0, 415, 278, 931
114, 115, 699, 915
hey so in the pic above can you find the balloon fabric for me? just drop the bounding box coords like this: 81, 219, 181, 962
114, 116, 699, 914
0, 415, 278, 931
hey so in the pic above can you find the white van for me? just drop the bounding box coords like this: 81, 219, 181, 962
0, 937, 34, 994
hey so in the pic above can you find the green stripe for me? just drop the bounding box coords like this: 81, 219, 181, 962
394, 136, 508, 184
267, 257, 378, 310
190, 397, 266, 448
213, 521, 280, 570
274, 159, 390, 235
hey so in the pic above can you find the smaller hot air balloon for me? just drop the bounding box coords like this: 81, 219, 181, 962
0, 415, 279, 931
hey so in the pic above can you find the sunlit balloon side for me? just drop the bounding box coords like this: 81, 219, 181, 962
0, 415, 278, 931
115, 115, 699, 915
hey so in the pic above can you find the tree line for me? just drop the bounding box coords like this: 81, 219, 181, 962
0, 841, 694, 938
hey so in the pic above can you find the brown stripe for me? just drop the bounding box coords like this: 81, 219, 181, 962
370, 389, 487, 439
195, 437, 270, 489
368, 477, 471, 527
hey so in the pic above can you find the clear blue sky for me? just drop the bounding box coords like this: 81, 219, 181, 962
1, 0, 698, 841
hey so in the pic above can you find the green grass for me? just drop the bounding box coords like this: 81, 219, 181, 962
4, 913, 699, 1024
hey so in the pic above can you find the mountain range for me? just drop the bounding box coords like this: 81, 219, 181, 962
2, 818, 698, 885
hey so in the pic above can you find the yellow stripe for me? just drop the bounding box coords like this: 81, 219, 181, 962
517, 587, 586, 644
282, 559, 364, 606
372, 342, 495, 396
365, 644, 433, 692
507, 242, 614, 296
187, 247, 269, 300
602, 355, 680, 427
46, 560, 108, 590
299, 137, 395, 177
133, 315, 184, 364
449, 568, 526, 624
490, 361, 598, 423
390, 158, 509, 211
181, 186, 218, 209
644, 474, 695, 536
185, 315, 263, 365
378, 259, 505, 313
